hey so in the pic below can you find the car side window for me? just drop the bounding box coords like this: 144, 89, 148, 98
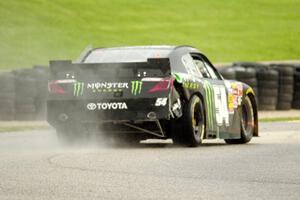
181, 54, 202, 77
192, 53, 221, 80
203, 62, 218, 79
193, 58, 210, 78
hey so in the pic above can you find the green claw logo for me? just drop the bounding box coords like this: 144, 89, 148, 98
203, 81, 215, 130
73, 82, 84, 96
131, 81, 143, 95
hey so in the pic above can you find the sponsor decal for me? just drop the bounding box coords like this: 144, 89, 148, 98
204, 81, 230, 128
183, 80, 200, 90
155, 98, 168, 106
131, 81, 143, 95
213, 85, 229, 127
228, 93, 235, 114
87, 103, 97, 111
87, 82, 128, 90
225, 81, 243, 114
87, 102, 128, 110
172, 99, 181, 111
73, 82, 84, 96
73, 81, 129, 96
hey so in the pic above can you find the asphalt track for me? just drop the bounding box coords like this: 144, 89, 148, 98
0, 122, 299, 200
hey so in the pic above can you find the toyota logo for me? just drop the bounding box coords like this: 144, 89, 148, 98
87, 103, 97, 110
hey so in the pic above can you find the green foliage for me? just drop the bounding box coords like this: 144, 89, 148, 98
0, 0, 299, 69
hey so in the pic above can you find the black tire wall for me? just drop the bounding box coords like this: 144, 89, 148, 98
13, 68, 37, 120
0, 72, 15, 120
292, 65, 300, 109
271, 64, 294, 110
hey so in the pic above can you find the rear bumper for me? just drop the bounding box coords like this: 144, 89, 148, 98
47, 98, 170, 127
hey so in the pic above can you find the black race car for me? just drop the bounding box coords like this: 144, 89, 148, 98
47, 45, 258, 147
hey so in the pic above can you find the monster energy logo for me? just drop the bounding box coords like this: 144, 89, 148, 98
73, 82, 84, 96
203, 81, 215, 130
131, 81, 143, 95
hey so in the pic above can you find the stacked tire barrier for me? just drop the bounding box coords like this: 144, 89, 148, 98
218, 62, 300, 111
271, 64, 294, 110
232, 62, 259, 101
218, 66, 236, 80
14, 69, 38, 120
256, 67, 279, 110
293, 65, 300, 109
33, 66, 49, 119
0, 72, 15, 120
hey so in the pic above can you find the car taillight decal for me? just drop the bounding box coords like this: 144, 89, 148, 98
148, 78, 173, 93
48, 81, 65, 94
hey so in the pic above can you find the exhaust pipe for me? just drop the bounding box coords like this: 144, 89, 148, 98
58, 113, 69, 122
147, 112, 157, 120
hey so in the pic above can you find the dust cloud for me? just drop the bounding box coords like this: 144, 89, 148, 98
0, 128, 122, 155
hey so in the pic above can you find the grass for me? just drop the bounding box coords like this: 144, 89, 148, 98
0, 125, 50, 132
260, 117, 300, 122
0, 0, 300, 70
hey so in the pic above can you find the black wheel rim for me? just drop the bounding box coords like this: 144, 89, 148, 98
241, 97, 254, 135
192, 101, 204, 140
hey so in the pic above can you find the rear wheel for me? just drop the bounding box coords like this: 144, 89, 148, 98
172, 95, 205, 147
225, 95, 254, 144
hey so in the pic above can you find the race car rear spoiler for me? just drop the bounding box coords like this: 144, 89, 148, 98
49, 58, 171, 78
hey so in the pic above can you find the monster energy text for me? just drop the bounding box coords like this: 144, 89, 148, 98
131, 81, 143, 95
87, 82, 129, 90
73, 82, 84, 96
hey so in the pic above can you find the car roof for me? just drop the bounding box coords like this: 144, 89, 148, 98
91, 45, 201, 54
82, 45, 203, 63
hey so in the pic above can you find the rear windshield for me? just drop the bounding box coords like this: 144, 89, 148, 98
84, 48, 171, 63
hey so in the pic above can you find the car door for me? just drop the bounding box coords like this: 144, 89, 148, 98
191, 53, 241, 139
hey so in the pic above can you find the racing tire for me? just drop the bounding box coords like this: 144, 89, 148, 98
0, 92, 15, 99
15, 113, 36, 121
0, 112, 15, 121
233, 62, 266, 69
258, 88, 278, 96
225, 95, 254, 144
294, 72, 300, 81
0, 73, 15, 92
15, 97, 35, 104
294, 83, 300, 93
279, 76, 294, 85
258, 96, 277, 105
0, 100, 15, 110
258, 104, 276, 111
279, 85, 293, 93
172, 95, 205, 147
218, 67, 236, 80
257, 70, 278, 81
278, 93, 293, 102
277, 102, 292, 110
15, 105, 36, 113
258, 80, 278, 88
271, 64, 294, 76
292, 101, 300, 109
235, 67, 256, 79
293, 92, 300, 100
238, 78, 257, 87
